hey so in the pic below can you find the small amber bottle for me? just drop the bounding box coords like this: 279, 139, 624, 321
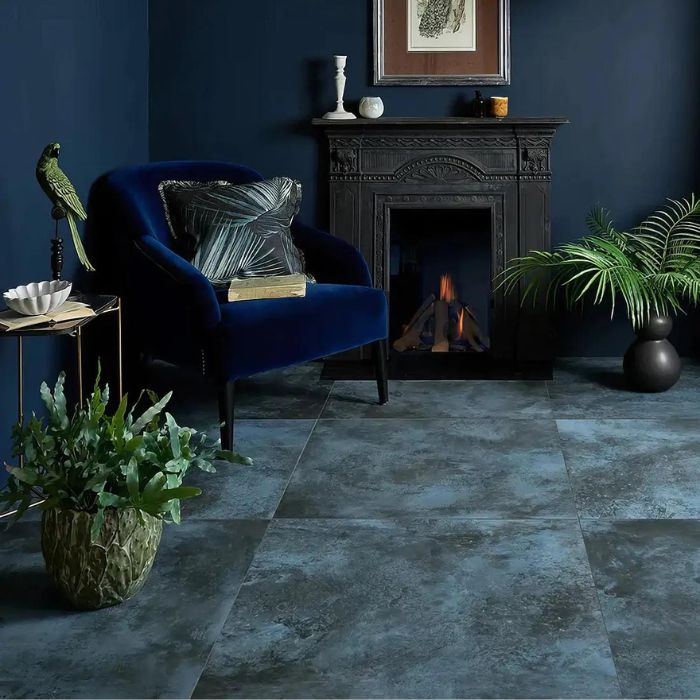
473, 91, 487, 118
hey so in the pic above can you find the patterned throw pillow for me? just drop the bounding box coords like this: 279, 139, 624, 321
158, 177, 306, 283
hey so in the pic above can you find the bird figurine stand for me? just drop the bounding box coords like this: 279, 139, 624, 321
36, 142, 94, 274
323, 55, 356, 120
50, 205, 66, 281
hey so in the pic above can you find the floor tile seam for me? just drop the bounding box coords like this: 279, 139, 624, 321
268, 388, 332, 520
578, 523, 625, 699
187, 514, 274, 523
332, 379, 552, 384
554, 417, 700, 423
313, 415, 555, 421
315, 378, 336, 420
269, 515, 584, 524
552, 414, 700, 420
554, 422, 625, 698
235, 416, 320, 421
317, 377, 335, 419
578, 516, 700, 523
186, 517, 274, 700
190, 515, 586, 523
235, 416, 325, 422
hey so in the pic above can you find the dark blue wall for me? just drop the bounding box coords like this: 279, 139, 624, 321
149, 0, 700, 356
2, 0, 699, 481
0, 0, 149, 480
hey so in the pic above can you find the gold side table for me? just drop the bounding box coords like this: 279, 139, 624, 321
2, 293, 123, 462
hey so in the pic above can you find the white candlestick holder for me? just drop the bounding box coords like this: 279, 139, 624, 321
323, 55, 356, 120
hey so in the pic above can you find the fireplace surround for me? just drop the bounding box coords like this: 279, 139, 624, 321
313, 117, 567, 377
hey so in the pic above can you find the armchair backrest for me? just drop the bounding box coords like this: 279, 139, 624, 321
93, 160, 264, 247
85, 161, 264, 366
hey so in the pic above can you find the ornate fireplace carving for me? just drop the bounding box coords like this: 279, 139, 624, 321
313, 117, 567, 374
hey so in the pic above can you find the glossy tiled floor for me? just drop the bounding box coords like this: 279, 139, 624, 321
2, 358, 700, 699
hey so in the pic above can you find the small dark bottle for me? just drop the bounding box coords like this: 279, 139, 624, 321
473, 90, 486, 118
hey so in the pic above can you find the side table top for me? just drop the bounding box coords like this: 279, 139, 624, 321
0, 294, 119, 337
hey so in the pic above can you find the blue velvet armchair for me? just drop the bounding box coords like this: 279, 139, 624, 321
87, 161, 388, 448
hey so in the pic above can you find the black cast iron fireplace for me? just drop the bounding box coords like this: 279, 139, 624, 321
313, 116, 567, 379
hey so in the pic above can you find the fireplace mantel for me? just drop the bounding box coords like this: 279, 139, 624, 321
312, 116, 568, 127
311, 117, 568, 183
312, 116, 568, 375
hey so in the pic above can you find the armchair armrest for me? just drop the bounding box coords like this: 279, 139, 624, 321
133, 236, 222, 332
291, 221, 372, 287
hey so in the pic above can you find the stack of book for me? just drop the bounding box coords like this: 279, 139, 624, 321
0, 301, 95, 332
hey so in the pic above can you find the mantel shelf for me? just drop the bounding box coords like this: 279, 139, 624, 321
312, 116, 569, 128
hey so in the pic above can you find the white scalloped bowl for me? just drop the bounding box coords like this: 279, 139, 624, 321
3, 280, 72, 316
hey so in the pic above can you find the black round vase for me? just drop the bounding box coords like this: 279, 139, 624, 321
623, 314, 681, 392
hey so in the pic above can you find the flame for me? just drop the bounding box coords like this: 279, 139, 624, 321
457, 308, 464, 338
439, 273, 456, 303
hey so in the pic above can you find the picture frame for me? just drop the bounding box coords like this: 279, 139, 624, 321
373, 0, 510, 86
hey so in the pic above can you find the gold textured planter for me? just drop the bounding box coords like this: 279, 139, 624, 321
41, 508, 163, 610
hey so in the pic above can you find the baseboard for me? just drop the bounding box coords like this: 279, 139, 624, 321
322, 354, 553, 381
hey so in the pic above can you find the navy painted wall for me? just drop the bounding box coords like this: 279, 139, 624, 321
149, 0, 700, 356
0, 0, 149, 480
2, 1, 699, 483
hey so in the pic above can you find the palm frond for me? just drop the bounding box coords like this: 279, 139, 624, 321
634, 195, 700, 273
497, 194, 700, 328
586, 207, 630, 251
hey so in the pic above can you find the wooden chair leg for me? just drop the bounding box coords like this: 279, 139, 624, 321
372, 339, 389, 405
217, 379, 235, 450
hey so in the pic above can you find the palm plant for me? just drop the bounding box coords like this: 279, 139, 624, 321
499, 196, 700, 328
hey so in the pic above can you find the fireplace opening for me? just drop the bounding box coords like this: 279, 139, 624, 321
389, 208, 492, 356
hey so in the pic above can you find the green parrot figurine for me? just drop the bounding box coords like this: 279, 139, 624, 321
36, 142, 94, 272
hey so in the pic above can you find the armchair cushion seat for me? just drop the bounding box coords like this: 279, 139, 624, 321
212, 283, 388, 380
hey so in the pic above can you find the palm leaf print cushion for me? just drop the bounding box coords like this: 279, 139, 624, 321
159, 177, 306, 283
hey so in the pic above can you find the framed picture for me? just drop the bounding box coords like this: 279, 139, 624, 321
374, 0, 510, 85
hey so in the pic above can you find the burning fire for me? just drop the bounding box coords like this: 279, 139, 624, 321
439, 273, 456, 303
457, 308, 464, 339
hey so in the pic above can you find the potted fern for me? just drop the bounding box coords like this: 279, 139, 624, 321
1, 372, 250, 610
500, 196, 700, 391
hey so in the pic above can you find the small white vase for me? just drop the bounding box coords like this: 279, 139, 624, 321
359, 96, 384, 119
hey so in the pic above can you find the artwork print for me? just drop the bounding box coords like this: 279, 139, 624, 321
373, 0, 509, 85
408, 0, 476, 52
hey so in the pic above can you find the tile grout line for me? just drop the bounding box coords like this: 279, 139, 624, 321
211, 415, 700, 423
186, 516, 274, 700
554, 418, 625, 699
188, 379, 335, 698
272, 515, 587, 523
265, 379, 334, 520
307, 415, 555, 421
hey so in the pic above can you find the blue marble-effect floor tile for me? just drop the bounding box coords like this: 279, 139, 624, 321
582, 520, 700, 699
548, 359, 700, 419
322, 380, 552, 419
554, 357, 625, 383
234, 364, 333, 419
557, 419, 700, 518
4, 358, 700, 699
149, 361, 333, 421
193, 518, 620, 699
0, 519, 266, 699
184, 420, 314, 520
277, 419, 574, 519
554, 357, 700, 383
